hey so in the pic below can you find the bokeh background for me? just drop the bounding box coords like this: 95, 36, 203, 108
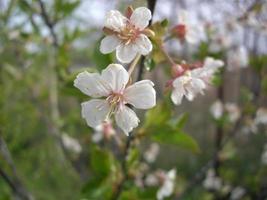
0, 0, 267, 199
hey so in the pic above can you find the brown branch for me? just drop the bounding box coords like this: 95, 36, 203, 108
37, 0, 58, 47
0, 136, 34, 200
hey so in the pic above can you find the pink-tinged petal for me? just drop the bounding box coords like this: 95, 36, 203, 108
130, 7, 151, 30
81, 99, 110, 128
74, 71, 111, 97
104, 10, 127, 32
135, 34, 153, 55
100, 35, 121, 54
124, 80, 156, 109
101, 64, 129, 92
115, 105, 140, 135
116, 44, 137, 63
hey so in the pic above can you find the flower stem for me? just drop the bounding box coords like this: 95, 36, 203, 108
160, 43, 176, 66
127, 54, 141, 77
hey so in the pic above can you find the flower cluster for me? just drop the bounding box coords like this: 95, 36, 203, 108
169, 57, 224, 105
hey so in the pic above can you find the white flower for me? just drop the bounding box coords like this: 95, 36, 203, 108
61, 133, 82, 154
203, 168, 222, 191
210, 100, 224, 119
227, 46, 248, 71
225, 103, 240, 123
230, 187, 245, 200
173, 10, 204, 44
92, 121, 115, 143
157, 169, 176, 200
74, 64, 156, 135
100, 7, 153, 63
171, 57, 224, 105
144, 143, 160, 163
254, 108, 267, 125
209, 27, 232, 53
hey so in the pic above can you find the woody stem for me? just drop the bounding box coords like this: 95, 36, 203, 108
127, 54, 142, 77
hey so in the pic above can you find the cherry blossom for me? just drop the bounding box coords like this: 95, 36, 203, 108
100, 7, 154, 63
74, 64, 156, 135
157, 169, 176, 200
171, 57, 224, 105
61, 134, 82, 154
227, 46, 248, 71
172, 10, 204, 44
210, 100, 224, 119
144, 143, 160, 163
92, 121, 115, 143
203, 168, 222, 191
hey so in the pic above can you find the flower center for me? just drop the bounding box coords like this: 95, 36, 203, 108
107, 92, 125, 107
117, 23, 140, 45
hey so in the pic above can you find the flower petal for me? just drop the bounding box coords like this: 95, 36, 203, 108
116, 44, 137, 63
124, 80, 156, 109
81, 99, 110, 128
135, 34, 153, 55
115, 105, 140, 135
104, 10, 127, 32
130, 7, 151, 30
101, 64, 129, 92
171, 86, 185, 105
100, 35, 121, 54
204, 57, 224, 69
74, 71, 110, 97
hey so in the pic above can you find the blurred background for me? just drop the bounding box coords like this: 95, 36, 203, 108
0, 0, 267, 199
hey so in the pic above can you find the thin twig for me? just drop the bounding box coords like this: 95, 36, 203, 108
37, 0, 59, 47
0, 136, 34, 200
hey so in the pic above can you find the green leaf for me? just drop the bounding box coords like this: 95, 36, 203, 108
90, 146, 111, 178
151, 125, 200, 154
92, 38, 114, 71
144, 102, 171, 128
175, 113, 189, 129
144, 57, 156, 71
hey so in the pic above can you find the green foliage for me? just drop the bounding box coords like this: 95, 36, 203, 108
143, 103, 200, 153
92, 38, 114, 71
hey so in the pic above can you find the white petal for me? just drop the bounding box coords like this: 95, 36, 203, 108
204, 57, 224, 69
171, 87, 184, 105
100, 35, 121, 54
130, 7, 151, 30
116, 44, 137, 63
178, 10, 188, 24
124, 80, 156, 109
185, 27, 199, 44
74, 71, 110, 97
101, 64, 129, 92
190, 78, 206, 94
104, 10, 127, 32
81, 99, 110, 128
135, 34, 153, 55
115, 105, 140, 135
